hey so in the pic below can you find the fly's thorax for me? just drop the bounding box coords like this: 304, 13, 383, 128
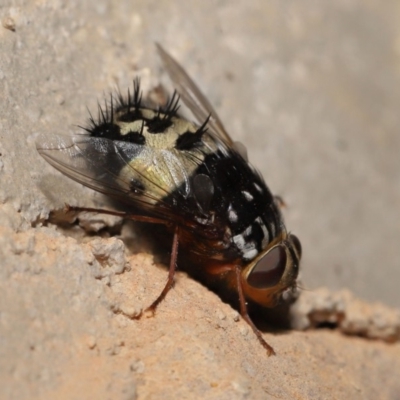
240, 232, 302, 307
219, 173, 285, 262
116, 109, 198, 149
112, 108, 220, 205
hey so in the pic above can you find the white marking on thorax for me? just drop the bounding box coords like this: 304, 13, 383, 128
228, 204, 238, 223
232, 233, 258, 261
255, 216, 269, 245
243, 225, 253, 237
253, 182, 263, 193
242, 190, 254, 202
242, 248, 258, 261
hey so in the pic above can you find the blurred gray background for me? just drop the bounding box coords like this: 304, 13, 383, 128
1, 0, 399, 308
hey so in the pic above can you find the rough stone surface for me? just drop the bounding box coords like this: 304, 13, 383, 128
1, 1, 400, 399
291, 287, 400, 342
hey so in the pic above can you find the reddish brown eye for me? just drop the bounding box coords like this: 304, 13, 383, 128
247, 246, 287, 289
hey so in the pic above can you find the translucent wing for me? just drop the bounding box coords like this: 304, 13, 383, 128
36, 133, 204, 221
156, 43, 234, 147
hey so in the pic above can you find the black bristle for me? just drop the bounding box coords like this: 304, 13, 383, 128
146, 114, 173, 133
175, 115, 210, 151
118, 79, 143, 122
196, 114, 211, 136
109, 93, 114, 122
116, 78, 143, 110
163, 91, 180, 118
133, 78, 142, 108
81, 98, 120, 140
82, 78, 183, 138
121, 120, 146, 144
146, 91, 180, 134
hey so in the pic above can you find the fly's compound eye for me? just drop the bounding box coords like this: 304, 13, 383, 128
247, 246, 287, 289
289, 233, 302, 259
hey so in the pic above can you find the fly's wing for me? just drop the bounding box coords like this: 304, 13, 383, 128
156, 44, 235, 148
36, 133, 205, 223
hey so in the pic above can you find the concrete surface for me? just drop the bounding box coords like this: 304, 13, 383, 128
1, 1, 400, 399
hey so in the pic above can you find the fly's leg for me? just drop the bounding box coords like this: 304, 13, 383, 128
204, 262, 276, 355
234, 265, 276, 356
144, 226, 179, 316
66, 205, 179, 317
65, 205, 170, 225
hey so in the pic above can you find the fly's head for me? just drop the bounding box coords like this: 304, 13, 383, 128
241, 233, 302, 308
